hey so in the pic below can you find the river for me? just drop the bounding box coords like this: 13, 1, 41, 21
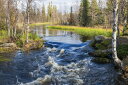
0, 25, 118, 85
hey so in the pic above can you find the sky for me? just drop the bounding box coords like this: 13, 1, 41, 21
19, 0, 107, 12
41, 0, 107, 12
40, 0, 81, 12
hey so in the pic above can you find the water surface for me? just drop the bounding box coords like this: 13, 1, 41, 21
0, 26, 117, 85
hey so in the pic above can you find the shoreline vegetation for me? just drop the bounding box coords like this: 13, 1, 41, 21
48, 25, 113, 37
30, 22, 52, 26
0, 23, 47, 55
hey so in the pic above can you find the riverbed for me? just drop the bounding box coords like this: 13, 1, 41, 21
0, 26, 118, 85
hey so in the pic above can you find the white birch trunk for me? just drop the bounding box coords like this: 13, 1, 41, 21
26, 0, 30, 43
112, 0, 123, 68
6, 0, 11, 36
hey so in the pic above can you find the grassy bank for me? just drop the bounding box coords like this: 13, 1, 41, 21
0, 30, 9, 43
30, 22, 51, 26
48, 25, 112, 37
0, 29, 43, 52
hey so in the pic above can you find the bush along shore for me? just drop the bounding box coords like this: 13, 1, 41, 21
0, 30, 44, 58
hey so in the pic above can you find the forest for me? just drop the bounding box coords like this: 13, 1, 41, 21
0, 0, 128, 85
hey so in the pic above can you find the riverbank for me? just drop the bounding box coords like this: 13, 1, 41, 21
48, 25, 112, 37
30, 22, 51, 27
0, 29, 44, 62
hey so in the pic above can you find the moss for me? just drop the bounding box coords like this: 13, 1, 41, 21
92, 57, 111, 64
90, 40, 96, 47
94, 39, 111, 50
117, 44, 128, 60
95, 43, 106, 50
101, 39, 111, 46
90, 50, 111, 58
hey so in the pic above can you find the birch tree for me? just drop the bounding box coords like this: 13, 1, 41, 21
6, 0, 11, 36
26, 0, 33, 43
112, 0, 123, 69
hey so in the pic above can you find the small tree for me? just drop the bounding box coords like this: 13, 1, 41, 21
26, 0, 34, 43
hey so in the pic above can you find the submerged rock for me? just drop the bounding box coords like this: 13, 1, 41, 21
60, 49, 65, 54
92, 58, 111, 64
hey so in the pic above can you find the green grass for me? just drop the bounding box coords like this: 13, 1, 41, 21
30, 22, 51, 26
117, 44, 128, 60
48, 25, 112, 37
16, 33, 42, 47
0, 30, 9, 43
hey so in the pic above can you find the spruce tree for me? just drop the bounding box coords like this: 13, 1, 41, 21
79, 0, 89, 26
42, 4, 46, 22
69, 6, 74, 25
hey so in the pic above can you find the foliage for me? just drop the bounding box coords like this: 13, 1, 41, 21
0, 30, 9, 43
117, 44, 128, 60
79, 0, 90, 26
29, 33, 41, 41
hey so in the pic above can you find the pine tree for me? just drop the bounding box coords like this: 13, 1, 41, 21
79, 0, 89, 26
47, 2, 53, 22
69, 6, 74, 25
42, 4, 46, 22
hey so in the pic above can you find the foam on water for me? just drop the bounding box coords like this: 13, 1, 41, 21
20, 41, 117, 85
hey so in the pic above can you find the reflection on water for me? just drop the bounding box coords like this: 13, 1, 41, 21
32, 26, 87, 44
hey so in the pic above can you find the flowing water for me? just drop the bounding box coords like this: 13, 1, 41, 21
0, 26, 118, 85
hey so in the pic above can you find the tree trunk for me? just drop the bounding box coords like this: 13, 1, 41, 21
6, 0, 11, 37
112, 0, 123, 69
26, 1, 30, 43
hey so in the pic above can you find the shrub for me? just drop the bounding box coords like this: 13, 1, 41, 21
117, 45, 128, 60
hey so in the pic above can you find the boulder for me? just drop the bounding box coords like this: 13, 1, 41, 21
89, 49, 112, 58
91, 57, 111, 64
118, 36, 128, 45
94, 35, 106, 42
60, 49, 65, 54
